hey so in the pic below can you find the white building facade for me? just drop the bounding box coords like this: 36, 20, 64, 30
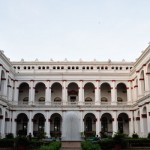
0, 45, 150, 140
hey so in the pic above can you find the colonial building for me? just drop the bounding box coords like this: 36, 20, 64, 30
0, 45, 150, 140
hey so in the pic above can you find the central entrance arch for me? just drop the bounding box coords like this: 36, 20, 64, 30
62, 111, 80, 141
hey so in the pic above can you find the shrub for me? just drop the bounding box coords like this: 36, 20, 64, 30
113, 132, 128, 149
128, 138, 150, 147
147, 133, 150, 138
99, 138, 114, 150
0, 139, 14, 148
81, 141, 101, 150
132, 133, 139, 139
36, 141, 61, 150
5, 133, 14, 139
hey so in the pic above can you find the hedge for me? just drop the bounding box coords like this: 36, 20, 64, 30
81, 141, 101, 150
0, 139, 14, 148
35, 141, 61, 150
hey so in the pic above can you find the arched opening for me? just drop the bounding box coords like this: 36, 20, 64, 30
33, 113, 45, 137
67, 82, 79, 103
84, 113, 96, 137
18, 83, 29, 104
140, 70, 145, 96
16, 113, 28, 136
101, 113, 113, 137
51, 82, 62, 104
100, 83, 111, 104
35, 83, 46, 104
84, 83, 95, 103
50, 113, 62, 138
117, 83, 127, 104
117, 113, 129, 134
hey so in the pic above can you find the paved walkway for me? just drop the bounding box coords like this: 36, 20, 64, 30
61, 141, 81, 150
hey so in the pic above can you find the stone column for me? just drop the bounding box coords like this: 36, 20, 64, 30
112, 111, 118, 136
96, 111, 100, 136
0, 66, 2, 87
111, 80, 117, 105
129, 111, 134, 136
133, 111, 138, 134
3, 72, 8, 97
143, 64, 149, 95
78, 80, 83, 105
80, 111, 84, 133
0, 108, 5, 138
137, 74, 144, 98
139, 108, 144, 137
29, 80, 35, 105
9, 80, 13, 101
6, 111, 11, 134
127, 81, 132, 105
146, 104, 150, 133
62, 81, 67, 105
45, 111, 50, 137
14, 80, 19, 105
11, 111, 17, 136
134, 85, 138, 101
45, 81, 51, 105
95, 81, 100, 105
28, 111, 33, 135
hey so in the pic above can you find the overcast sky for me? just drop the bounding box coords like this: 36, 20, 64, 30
0, 0, 150, 61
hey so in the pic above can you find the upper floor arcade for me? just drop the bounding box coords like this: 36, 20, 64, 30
0, 44, 150, 107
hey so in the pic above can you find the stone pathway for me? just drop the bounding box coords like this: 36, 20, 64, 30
61, 141, 81, 150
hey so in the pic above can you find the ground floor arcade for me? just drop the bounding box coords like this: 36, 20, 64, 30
0, 107, 150, 140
